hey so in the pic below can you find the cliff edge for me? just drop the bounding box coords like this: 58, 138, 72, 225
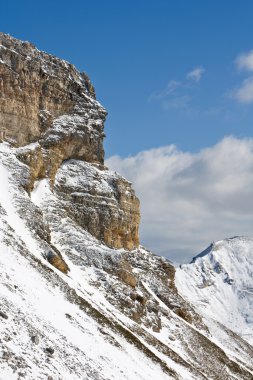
0, 32, 140, 250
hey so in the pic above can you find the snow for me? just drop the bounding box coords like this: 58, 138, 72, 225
0, 156, 44, 263
175, 236, 253, 344
31, 179, 51, 207
0, 145, 174, 380
1, 142, 253, 379
0, 241, 172, 380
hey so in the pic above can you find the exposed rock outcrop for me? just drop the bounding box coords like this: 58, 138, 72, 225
54, 160, 140, 250
46, 250, 69, 274
0, 33, 101, 147
0, 32, 140, 250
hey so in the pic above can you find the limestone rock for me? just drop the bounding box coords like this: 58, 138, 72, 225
31, 335, 40, 345
54, 160, 140, 250
0, 33, 103, 147
0, 32, 106, 168
47, 251, 69, 274
0, 310, 8, 319
116, 258, 138, 287
0, 33, 140, 250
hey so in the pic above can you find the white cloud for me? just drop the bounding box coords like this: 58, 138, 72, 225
106, 137, 253, 263
233, 76, 253, 103
236, 50, 253, 72
233, 50, 253, 104
186, 67, 205, 82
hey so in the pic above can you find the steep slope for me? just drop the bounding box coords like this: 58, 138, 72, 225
176, 237, 253, 345
1, 143, 253, 379
0, 33, 253, 380
0, 154, 171, 380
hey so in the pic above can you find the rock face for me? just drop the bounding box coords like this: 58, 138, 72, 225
0, 33, 99, 148
55, 160, 140, 250
0, 32, 140, 250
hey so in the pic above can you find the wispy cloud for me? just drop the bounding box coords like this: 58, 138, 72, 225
149, 66, 205, 111
106, 137, 253, 263
186, 67, 205, 82
149, 80, 187, 101
236, 50, 253, 72
233, 50, 253, 104
233, 76, 253, 104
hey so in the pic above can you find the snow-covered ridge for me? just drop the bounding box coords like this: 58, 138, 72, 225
0, 142, 253, 379
176, 236, 253, 344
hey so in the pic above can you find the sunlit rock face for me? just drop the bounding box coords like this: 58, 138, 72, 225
0, 33, 101, 149
55, 160, 140, 250
0, 32, 140, 250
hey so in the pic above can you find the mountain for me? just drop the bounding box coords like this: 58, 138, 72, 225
0, 32, 253, 380
176, 236, 253, 345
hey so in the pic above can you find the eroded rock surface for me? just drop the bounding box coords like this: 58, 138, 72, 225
0, 32, 140, 250
0, 33, 99, 147
55, 160, 140, 250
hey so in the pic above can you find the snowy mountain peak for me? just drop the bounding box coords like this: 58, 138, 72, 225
176, 236, 253, 345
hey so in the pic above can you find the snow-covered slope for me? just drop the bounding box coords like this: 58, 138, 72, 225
1, 143, 253, 379
176, 237, 253, 346
0, 143, 175, 380
1, 33, 253, 380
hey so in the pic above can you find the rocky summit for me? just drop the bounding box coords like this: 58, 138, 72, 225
0, 33, 253, 380
0, 32, 140, 250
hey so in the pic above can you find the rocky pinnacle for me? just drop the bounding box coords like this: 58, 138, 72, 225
0, 32, 140, 250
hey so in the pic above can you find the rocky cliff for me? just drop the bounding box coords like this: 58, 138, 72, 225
0, 32, 140, 250
0, 33, 253, 380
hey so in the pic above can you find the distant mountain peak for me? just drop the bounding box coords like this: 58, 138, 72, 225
176, 236, 253, 345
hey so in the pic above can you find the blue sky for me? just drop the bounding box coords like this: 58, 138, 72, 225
3, 1, 253, 261
3, 0, 253, 158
